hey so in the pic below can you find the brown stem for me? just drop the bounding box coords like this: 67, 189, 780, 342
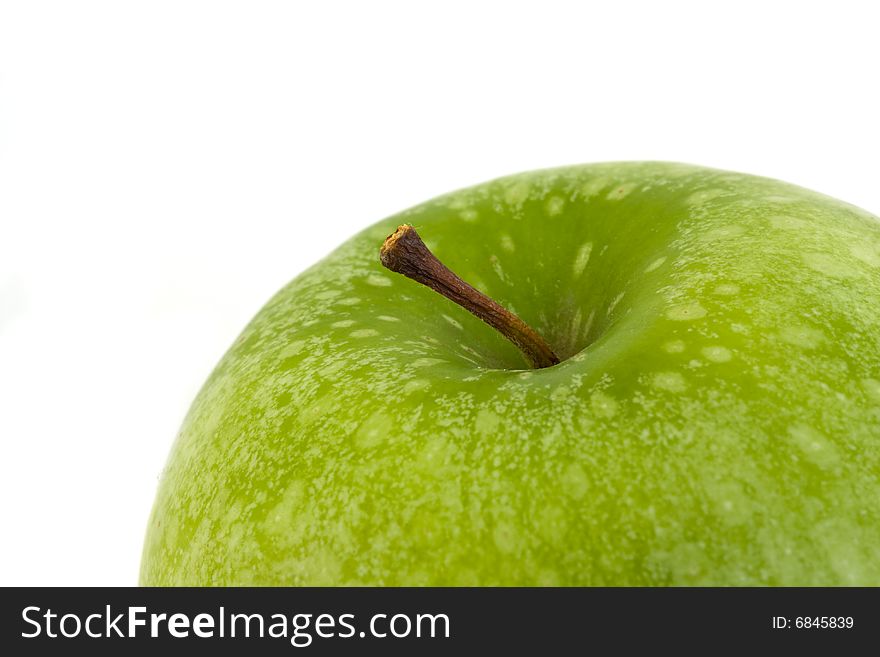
379, 224, 560, 369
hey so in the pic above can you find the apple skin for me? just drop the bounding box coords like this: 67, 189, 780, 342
141, 162, 880, 586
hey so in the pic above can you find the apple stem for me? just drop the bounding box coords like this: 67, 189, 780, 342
380, 224, 560, 369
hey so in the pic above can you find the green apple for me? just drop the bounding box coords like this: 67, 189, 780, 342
141, 162, 880, 586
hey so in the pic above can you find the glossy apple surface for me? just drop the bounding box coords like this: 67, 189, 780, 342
141, 162, 880, 585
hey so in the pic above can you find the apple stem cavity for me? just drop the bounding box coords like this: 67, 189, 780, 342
380, 224, 560, 369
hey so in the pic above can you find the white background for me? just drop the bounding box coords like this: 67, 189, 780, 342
1, 1, 878, 586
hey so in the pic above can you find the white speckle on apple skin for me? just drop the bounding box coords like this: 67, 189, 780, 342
279, 340, 306, 358
313, 289, 342, 301
769, 214, 811, 231
580, 176, 609, 199
590, 391, 618, 419
788, 424, 841, 470
861, 378, 880, 403
702, 346, 733, 363
550, 384, 571, 401
850, 242, 880, 268
490, 255, 507, 284
561, 463, 589, 500
650, 371, 688, 393
697, 224, 747, 244
663, 340, 686, 354
356, 410, 393, 448
572, 242, 593, 278
402, 378, 430, 394
666, 302, 707, 322
493, 521, 518, 554
499, 234, 515, 253
474, 408, 501, 436
645, 256, 667, 273
580, 309, 596, 344
376, 315, 400, 322
803, 252, 863, 280
503, 179, 531, 208
545, 196, 565, 216
331, 319, 355, 328
606, 182, 636, 200
442, 314, 463, 330
411, 357, 445, 368
606, 292, 625, 316
686, 189, 726, 206
713, 283, 740, 296
778, 325, 826, 350
365, 274, 392, 287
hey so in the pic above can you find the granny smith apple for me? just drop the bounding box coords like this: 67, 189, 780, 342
141, 162, 880, 586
